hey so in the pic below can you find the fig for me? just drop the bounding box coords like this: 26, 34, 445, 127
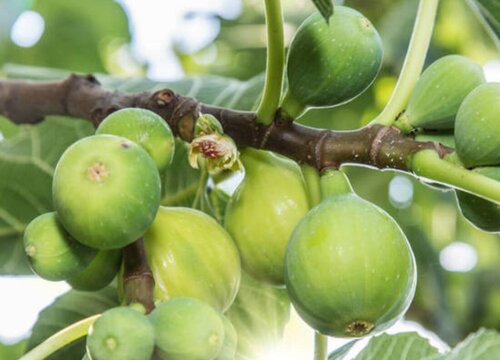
455, 82, 500, 167
285, 194, 416, 337
215, 316, 237, 360
395, 55, 485, 132
67, 250, 122, 291
53, 135, 161, 249
23, 212, 96, 281
144, 206, 241, 312
96, 108, 175, 173
282, 6, 383, 118
456, 167, 500, 233
86, 307, 155, 360
149, 298, 225, 360
414, 133, 456, 148
224, 149, 309, 285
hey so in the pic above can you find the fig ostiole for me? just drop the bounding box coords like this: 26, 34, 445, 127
23, 212, 97, 281
282, 6, 383, 119
149, 298, 225, 360
224, 149, 309, 286
395, 55, 485, 132
143, 206, 241, 312
456, 167, 500, 233
52, 134, 161, 249
96, 108, 175, 173
285, 194, 416, 337
455, 82, 500, 167
86, 307, 155, 360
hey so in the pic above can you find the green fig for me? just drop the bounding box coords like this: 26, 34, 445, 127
23, 212, 96, 281
67, 250, 122, 291
144, 206, 241, 312
285, 194, 416, 337
96, 108, 175, 173
414, 133, 456, 148
282, 6, 383, 118
53, 135, 161, 249
149, 298, 225, 360
456, 167, 500, 233
395, 55, 485, 132
86, 307, 155, 360
455, 82, 500, 167
225, 272, 290, 360
224, 149, 309, 286
215, 316, 238, 360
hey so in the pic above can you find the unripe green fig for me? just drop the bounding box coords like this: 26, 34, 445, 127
149, 298, 225, 360
215, 316, 237, 360
96, 108, 175, 173
86, 307, 155, 360
414, 133, 456, 148
144, 206, 241, 312
224, 149, 309, 286
67, 250, 122, 291
282, 6, 383, 118
395, 55, 485, 132
455, 82, 500, 167
456, 167, 500, 233
23, 212, 96, 281
285, 194, 416, 337
53, 135, 161, 249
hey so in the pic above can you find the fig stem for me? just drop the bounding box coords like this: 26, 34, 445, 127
372, 0, 439, 126
255, 0, 285, 125
314, 332, 328, 360
302, 164, 322, 207
320, 169, 354, 199
19, 314, 100, 360
412, 149, 500, 204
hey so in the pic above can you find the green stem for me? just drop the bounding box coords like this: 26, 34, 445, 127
301, 164, 322, 207
314, 332, 328, 360
19, 315, 100, 360
372, 0, 439, 126
411, 149, 500, 204
320, 169, 354, 198
256, 0, 285, 125
192, 167, 209, 210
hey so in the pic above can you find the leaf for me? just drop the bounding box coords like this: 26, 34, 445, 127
468, 0, 500, 48
0, 340, 28, 360
312, 0, 334, 22
443, 328, 500, 360
328, 340, 359, 360
26, 287, 119, 360
0, 116, 20, 139
354, 332, 440, 360
0, 116, 94, 274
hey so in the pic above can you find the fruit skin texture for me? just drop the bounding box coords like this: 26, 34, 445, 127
224, 149, 309, 286
456, 167, 500, 233
53, 135, 161, 249
455, 82, 500, 167
149, 298, 225, 360
285, 194, 416, 337
144, 206, 241, 312
86, 307, 155, 360
284, 6, 383, 113
215, 316, 237, 360
67, 250, 122, 291
23, 212, 96, 281
397, 55, 485, 131
96, 108, 175, 173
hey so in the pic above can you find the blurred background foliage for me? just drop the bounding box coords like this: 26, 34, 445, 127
0, 0, 499, 349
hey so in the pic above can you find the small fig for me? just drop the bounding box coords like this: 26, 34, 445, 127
224, 149, 309, 285
455, 82, 500, 167
285, 194, 416, 337
144, 206, 241, 312
67, 250, 122, 291
282, 6, 383, 118
456, 167, 500, 233
96, 108, 175, 173
53, 135, 161, 249
86, 307, 155, 360
395, 55, 485, 132
149, 298, 225, 360
23, 212, 96, 281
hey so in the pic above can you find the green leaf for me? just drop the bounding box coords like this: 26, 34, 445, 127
443, 328, 500, 360
0, 116, 19, 139
354, 332, 440, 360
468, 0, 500, 48
0, 116, 94, 274
0, 340, 28, 360
312, 0, 334, 22
328, 340, 358, 360
26, 287, 119, 360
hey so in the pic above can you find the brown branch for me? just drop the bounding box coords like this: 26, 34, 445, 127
0, 75, 453, 171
